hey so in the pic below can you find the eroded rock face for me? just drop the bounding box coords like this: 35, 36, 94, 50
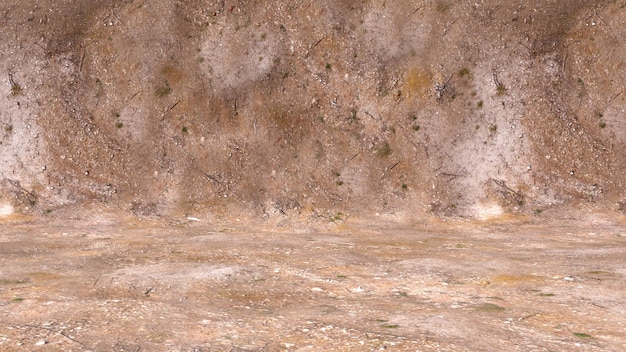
0, 0, 624, 218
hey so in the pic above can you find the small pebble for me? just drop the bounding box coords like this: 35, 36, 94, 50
351, 286, 364, 293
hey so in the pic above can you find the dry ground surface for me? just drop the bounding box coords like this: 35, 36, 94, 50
1, 1, 626, 351
1, 209, 625, 351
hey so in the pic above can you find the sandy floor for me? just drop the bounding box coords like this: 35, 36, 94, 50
0, 212, 625, 351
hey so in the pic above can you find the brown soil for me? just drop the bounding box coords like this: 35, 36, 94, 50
1, 1, 626, 351
1, 209, 626, 351
1, 0, 625, 217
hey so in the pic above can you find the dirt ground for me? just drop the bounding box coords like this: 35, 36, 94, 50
1, 208, 625, 351
1, 1, 626, 351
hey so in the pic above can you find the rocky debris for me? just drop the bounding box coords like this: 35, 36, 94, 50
0, 179, 37, 208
